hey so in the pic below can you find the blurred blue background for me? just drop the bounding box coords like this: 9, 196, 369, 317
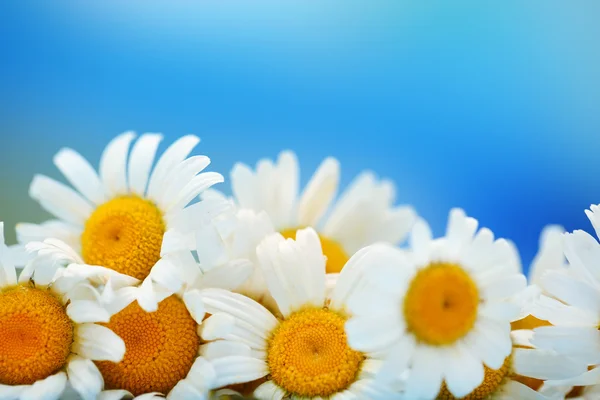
1, 1, 599, 271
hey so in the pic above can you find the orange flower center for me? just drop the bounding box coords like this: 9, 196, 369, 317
95, 295, 199, 396
0, 286, 73, 385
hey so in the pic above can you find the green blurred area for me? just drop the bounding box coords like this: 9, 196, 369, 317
0, 175, 50, 245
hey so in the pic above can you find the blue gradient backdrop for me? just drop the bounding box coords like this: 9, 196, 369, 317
1, 1, 599, 272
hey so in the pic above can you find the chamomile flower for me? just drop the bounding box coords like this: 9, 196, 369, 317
17, 132, 230, 310
344, 208, 527, 399
26, 231, 254, 400
527, 205, 600, 391
225, 151, 417, 275
0, 222, 125, 400
512, 225, 567, 331
198, 228, 399, 400
434, 328, 585, 400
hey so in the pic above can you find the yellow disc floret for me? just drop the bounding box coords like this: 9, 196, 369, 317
280, 228, 349, 274
81, 195, 165, 280
511, 315, 551, 331
437, 357, 511, 399
404, 263, 479, 345
267, 308, 364, 397
0, 286, 73, 385
95, 295, 199, 396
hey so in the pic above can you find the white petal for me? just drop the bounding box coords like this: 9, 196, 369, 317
481, 274, 527, 301
368, 206, 417, 246
148, 257, 183, 293
230, 163, 259, 210
159, 155, 211, 207
201, 341, 252, 360
165, 172, 224, 213
563, 230, 600, 284
330, 243, 407, 312
345, 315, 403, 353
186, 357, 217, 392
147, 135, 200, 200
530, 295, 598, 327
97, 390, 134, 400
297, 157, 340, 227
271, 151, 299, 228
254, 381, 285, 400
183, 289, 206, 324
136, 278, 160, 312
586, 204, 600, 241
29, 175, 93, 225
0, 384, 26, 400
500, 381, 548, 400
513, 348, 588, 381
545, 367, 600, 387
199, 313, 236, 341
166, 198, 232, 235
446, 208, 478, 253
532, 326, 600, 362
322, 171, 377, 239
404, 346, 443, 400
67, 355, 104, 400
542, 270, 600, 315
196, 259, 253, 291
194, 223, 228, 271
210, 357, 269, 388
16, 221, 81, 252
99, 131, 136, 197
167, 380, 207, 400
73, 324, 126, 362
528, 225, 565, 285
53, 148, 106, 205
408, 219, 432, 264
67, 300, 111, 324
199, 289, 277, 337
443, 345, 484, 398
127, 133, 163, 196
20, 372, 67, 400
294, 227, 327, 308
375, 335, 415, 385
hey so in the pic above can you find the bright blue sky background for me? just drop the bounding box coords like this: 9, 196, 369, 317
1, 1, 599, 271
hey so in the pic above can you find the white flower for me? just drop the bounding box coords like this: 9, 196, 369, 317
529, 205, 600, 391
512, 225, 567, 325
528, 225, 567, 286
224, 151, 417, 276
16, 132, 231, 311
344, 208, 528, 399
0, 222, 125, 400
198, 228, 400, 400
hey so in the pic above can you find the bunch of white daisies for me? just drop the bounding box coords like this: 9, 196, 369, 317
1, 132, 599, 400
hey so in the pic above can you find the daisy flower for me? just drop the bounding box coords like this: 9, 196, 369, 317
511, 225, 567, 331
26, 238, 229, 400
527, 205, 600, 393
0, 222, 125, 400
344, 208, 529, 399
198, 228, 399, 399
225, 151, 417, 275
25, 225, 253, 400
17, 131, 230, 310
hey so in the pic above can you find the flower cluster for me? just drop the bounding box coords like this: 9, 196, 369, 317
1, 132, 598, 400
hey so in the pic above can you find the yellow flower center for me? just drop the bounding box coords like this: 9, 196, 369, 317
280, 229, 349, 273
437, 357, 511, 399
0, 286, 73, 385
267, 308, 364, 397
511, 315, 551, 331
404, 263, 479, 345
81, 195, 165, 280
95, 295, 199, 396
